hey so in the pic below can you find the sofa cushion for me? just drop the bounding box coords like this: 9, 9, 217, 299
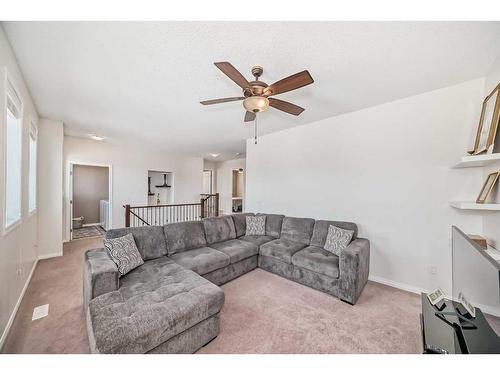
257, 213, 284, 238
292, 246, 340, 278
259, 238, 307, 264
246, 215, 266, 236
202, 216, 236, 245
310, 220, 358, 248
209, 239, 258, 264
164, 221, 207, 255
169, 247, 230, 275
88, 257, 224, 354
280, 216, 315, 245
238, 235, 275, 247
324, 225, 355, 256
103, 233, 144, 276
231, 213, 254, 237
106, 226, 167, 261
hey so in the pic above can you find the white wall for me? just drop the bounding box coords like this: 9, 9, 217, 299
482, 55, 500, 250
0, 26, 40, 347
216, 158, 245, 215
37, 119, 63, 258
63, 136, 203, 240
246, 79, 487, 294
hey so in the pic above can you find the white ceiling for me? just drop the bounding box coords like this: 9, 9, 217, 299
3, 22, 500, 160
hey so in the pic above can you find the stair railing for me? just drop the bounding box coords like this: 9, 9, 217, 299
124, 193, 219, 227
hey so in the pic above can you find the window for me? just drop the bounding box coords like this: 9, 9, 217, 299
29, 121, 37, 213
4, 78, 23, 230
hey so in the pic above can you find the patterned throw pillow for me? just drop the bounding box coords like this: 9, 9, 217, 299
104, 233, 144, 276
246, 215, 266, 236
324, 225, 354, 256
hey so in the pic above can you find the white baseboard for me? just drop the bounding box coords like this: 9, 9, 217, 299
82, 223, 102, 228
38, 252, 63, 260
474, 302, 500, 317
0, 259, 38, 350
369, 275, 500, 318
368, 275, 427, 295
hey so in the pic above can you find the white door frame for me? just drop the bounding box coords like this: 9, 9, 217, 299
231, 168, 244, 213
203, 169, 213, 194
68, 161, 113, 241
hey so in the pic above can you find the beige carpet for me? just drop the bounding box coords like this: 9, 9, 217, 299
2, 237, 423, 354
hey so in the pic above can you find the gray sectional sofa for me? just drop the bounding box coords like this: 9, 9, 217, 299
83, 213, 370, 354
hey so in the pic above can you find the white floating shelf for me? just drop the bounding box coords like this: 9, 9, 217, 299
450, 201, 500, 211
452, 153, 500, 168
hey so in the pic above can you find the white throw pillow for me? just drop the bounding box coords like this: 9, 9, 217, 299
246, 215, 266, 236
324, 225, 354, 256
104, 233, 144, 276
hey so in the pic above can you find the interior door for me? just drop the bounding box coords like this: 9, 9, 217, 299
202, 170, 212, 194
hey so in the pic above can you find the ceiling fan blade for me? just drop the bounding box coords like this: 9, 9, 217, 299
269, 98, 305, 116
200, 97, 245, 105
264, 70, 314, 96
244, 111, 256, 122
214, 62, 250, 89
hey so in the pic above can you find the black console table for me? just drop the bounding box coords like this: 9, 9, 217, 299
420, 293, 500, 353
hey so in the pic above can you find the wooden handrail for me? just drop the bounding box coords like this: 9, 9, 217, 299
127, 202, 202, 209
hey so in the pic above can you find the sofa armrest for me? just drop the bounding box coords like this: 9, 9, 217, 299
338, 238, 370, 304
83, 248, 119, 307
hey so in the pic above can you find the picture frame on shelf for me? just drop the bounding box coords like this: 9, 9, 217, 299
467, 234, 488, 250
476, 171, 500, 204
457, 292, 476, 318
468, 83, 500, 155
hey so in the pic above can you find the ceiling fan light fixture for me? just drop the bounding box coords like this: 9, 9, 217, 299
243, 96, 269, 113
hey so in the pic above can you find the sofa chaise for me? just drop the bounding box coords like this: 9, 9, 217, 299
83, 213, 370, 354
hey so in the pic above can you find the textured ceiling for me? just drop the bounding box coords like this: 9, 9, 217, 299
3, 22, 500, 160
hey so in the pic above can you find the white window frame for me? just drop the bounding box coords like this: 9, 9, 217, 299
28, 118, 37, 215
3, 74, 23, 234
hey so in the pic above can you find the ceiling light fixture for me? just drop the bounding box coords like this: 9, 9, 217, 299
89, 134, 105, 141
243, 96, 269, 113
209, 153, 220, 158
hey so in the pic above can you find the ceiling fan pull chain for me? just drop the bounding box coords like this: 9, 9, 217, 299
254, 114, 258, 144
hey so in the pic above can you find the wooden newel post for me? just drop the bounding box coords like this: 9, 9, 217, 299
125, 205, 131, 227
215, 193, 219, 217
200, 198, 205, 219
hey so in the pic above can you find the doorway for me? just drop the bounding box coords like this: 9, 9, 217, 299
231, 168, 244, 213
148, 171, 173, 205
69, 162, 112, 241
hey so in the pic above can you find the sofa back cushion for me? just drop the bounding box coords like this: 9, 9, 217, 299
310, 220, 358, 248
164, 221, 207, 255
280, 216, 315, 245
257, 213, 285, 238
231, 213, 254, 237
203, 216, 236, 245
105, 226, 167, 260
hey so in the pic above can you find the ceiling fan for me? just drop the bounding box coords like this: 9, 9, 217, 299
200, 62, 314, 122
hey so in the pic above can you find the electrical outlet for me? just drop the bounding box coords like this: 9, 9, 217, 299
429, 265, 437, 275
16, 268, 22, 275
